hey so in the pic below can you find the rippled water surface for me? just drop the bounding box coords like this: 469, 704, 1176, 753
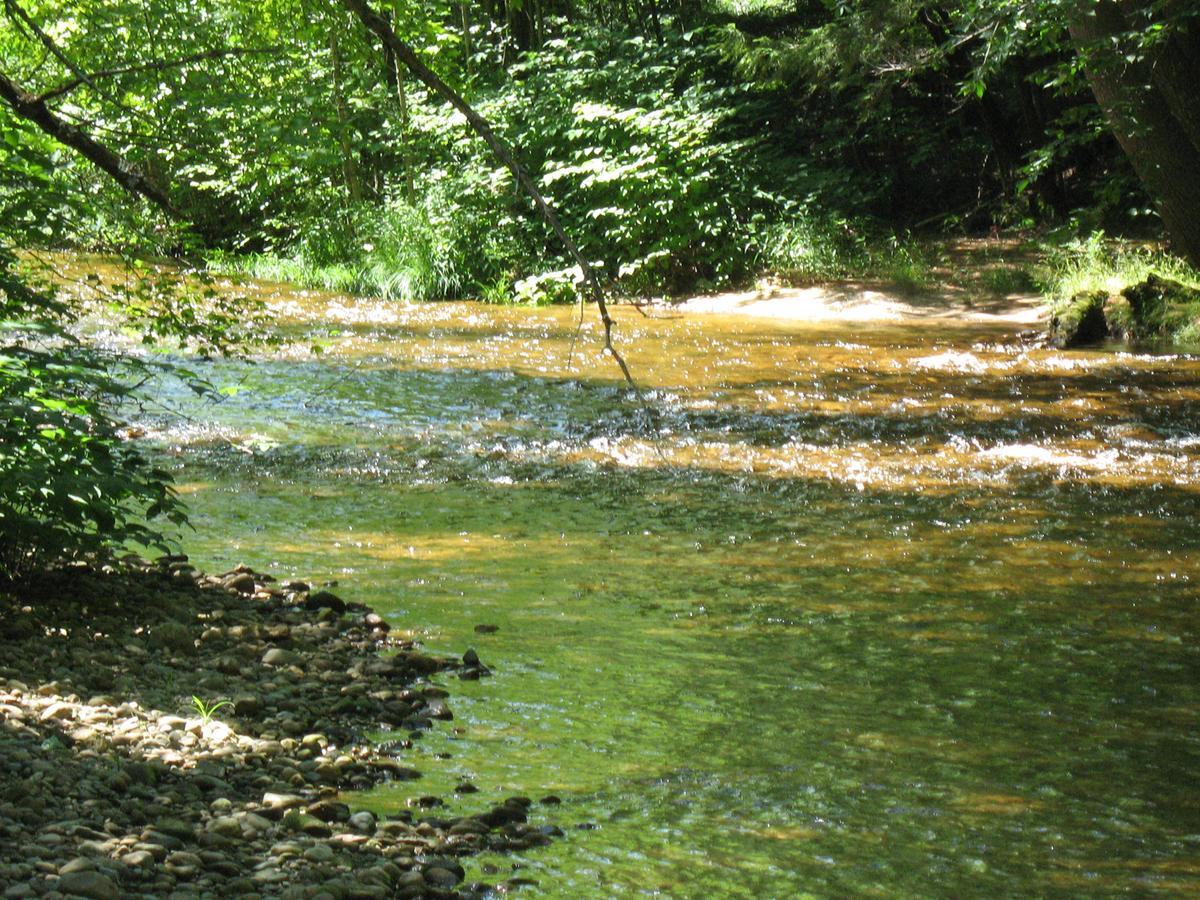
83, 262, 1200, 896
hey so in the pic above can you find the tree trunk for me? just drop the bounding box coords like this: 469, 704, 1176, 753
382, 4, 415, 200
329, 27, 364, 203
0, 67, 179, 218
1069, 1, 1200, 265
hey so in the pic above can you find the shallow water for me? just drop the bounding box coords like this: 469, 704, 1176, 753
77, 262, 1200, 896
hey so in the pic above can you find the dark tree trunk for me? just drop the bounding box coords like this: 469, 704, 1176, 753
1069, 1, 1200, 265
0, 67, 179, 218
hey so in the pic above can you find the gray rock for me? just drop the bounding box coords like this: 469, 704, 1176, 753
56, 870, 120, 900
206, 816, 242, 838
303, 844, 334, 863
58, 858, 97, 875
262, 648, 302, 667
39, 701, 74, 721
262, 792, 306, 812
121, 851, 155, 870
348, 811, 376, 833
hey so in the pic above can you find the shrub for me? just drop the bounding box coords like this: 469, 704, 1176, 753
0, 258, 186, 581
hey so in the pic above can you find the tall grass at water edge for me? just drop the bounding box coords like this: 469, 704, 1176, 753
1043, 233, 1200, 303
756, 213, 934, 288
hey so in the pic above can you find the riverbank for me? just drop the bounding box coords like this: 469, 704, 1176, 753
667, 281, 1046, 325
0, 558, 556, 898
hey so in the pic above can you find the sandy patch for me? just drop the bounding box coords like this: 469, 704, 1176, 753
667, 283, 1047, 325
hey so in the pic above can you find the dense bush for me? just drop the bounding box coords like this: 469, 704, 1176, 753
226, 24, 789, 301
0, 251, 187, 581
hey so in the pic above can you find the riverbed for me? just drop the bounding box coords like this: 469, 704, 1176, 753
106, 269, 1200, 896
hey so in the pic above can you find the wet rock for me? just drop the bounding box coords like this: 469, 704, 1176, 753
306, 799, 350, 823
55, 870, 119, 899
304, 591, 346, 615
281, 810, 331, 837
262, 792, 306, 813
233, 694, 262, 716
396, 870, 425, 890
155, 818, 196, 842
303, 843, 335, 863
58, 858, 98, 876
206, 816, 242, 839
424, 866, 461, 888
164, 850, 203, 876
1051, 291, 1109, 347
121, 850, 154, 870
540, 795, 562, 805
455, 782, 479, 794
224, 573, 257, 595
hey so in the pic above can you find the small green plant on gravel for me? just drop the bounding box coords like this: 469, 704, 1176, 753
191, 695, 233, 724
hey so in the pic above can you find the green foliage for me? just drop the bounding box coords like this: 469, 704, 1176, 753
211, 23, 786, 300
1045, 233, 1200, 305
513, 268, 581, 306
0, 255, 187, 581
758, 211, 932, 286
1045, 234, 1200, 343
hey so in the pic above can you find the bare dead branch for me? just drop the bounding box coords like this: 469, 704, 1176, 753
339, 0, 639, 391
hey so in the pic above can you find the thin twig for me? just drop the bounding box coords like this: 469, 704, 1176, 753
35, 47, 285, 103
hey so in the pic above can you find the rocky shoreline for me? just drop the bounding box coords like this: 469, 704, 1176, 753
0, 557, 557, 898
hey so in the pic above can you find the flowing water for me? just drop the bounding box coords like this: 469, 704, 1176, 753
75, 263, 1200, 896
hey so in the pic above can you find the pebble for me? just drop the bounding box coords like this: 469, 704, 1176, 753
261, 648, 302, 667
0, 562, 559, 897
55, 870, 119, 899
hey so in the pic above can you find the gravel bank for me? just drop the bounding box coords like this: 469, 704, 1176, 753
0, 557, 556, 898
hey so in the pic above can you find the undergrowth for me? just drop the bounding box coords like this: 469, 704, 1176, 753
1043, 233, 1200, 304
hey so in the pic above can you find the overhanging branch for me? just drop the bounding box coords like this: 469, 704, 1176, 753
339, 0, 638, 389
0, 67, 180, 219
36, 47, 286, 103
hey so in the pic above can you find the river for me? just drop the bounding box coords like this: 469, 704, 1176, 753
92, 267, 1200, 896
